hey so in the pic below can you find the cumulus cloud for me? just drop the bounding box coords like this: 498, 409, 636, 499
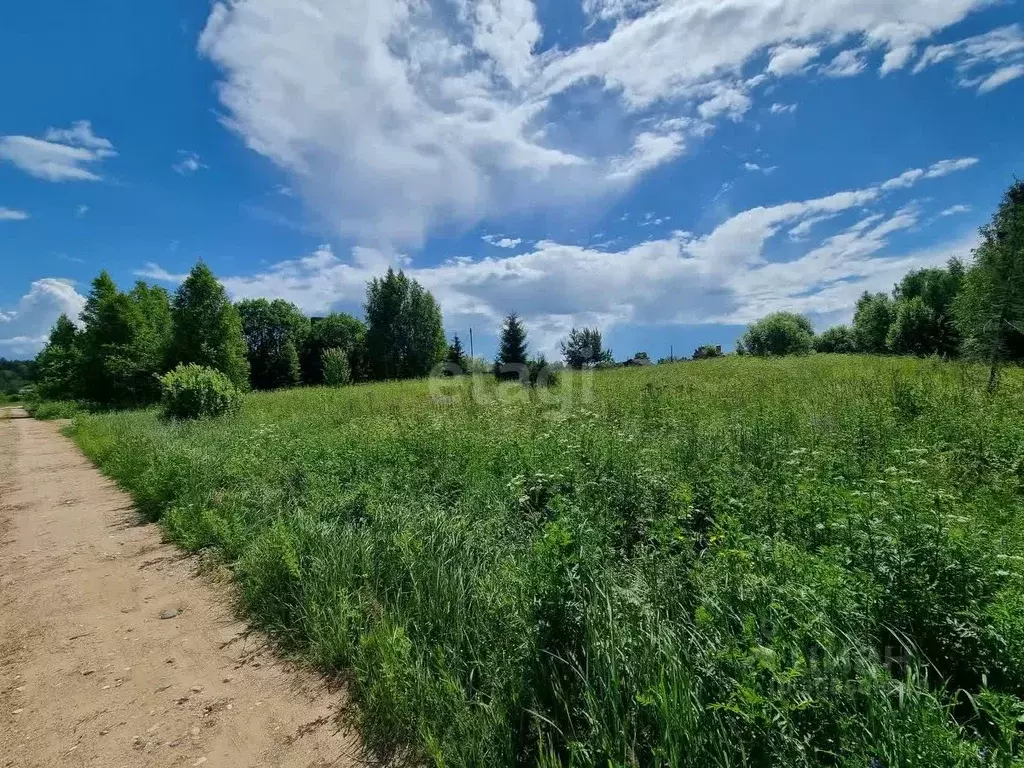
0, 121, 116, 182
0, 207, 30, 221
767, 45, 820, 76
140, 154, 979, 356
914, 25, 1024, 92
197, 0, 992, 247
0, 279, 86, 357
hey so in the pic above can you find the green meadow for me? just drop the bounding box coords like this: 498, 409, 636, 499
70, 355, 1024, 766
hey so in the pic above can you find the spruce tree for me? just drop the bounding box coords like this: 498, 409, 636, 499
495, 312, 528, 380
446, 334, 468, 373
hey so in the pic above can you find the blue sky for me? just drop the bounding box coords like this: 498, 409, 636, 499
2, 0, 1023, 361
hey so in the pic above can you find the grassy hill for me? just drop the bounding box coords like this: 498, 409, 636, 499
70, 355, 1024, 766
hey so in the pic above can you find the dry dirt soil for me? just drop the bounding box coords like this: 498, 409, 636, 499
0, 409, 364, 767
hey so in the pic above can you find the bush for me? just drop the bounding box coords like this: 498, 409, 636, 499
159, 364, 242, 420
814, 325, 857, 354
741, 312, 814, 356
527, 355, 559, 387
321, 347, 351, 387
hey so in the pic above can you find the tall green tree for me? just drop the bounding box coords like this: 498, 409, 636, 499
852, 292, 895, 354
169, 263, 250, 390
495, 312, 528, 380
890, 260, 964, 357
560, 327, 612, 369
34, 314, 81, 401
76, 272, 169, 406
125, 282, 173, 403
301, 313, 366, 385
887, 297, 939, 357
740, 312, 814, 357
364, 268, 446, 380
237, 298, 309, 390
955, 180, 1024, 391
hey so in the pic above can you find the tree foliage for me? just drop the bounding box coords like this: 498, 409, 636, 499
955, 180, 1024, 390
169, 263, 250, 390
364, 268, 446, 380
692, 344, 723, 360
237, 298, 309, 390
852, 293, 896, 354
560, 327, 612, 369
33, 315, 80, 401
495, 312, 529, 380
814, 325, 857, 354
446, 334, 468, 374
301, 313, 366, 385
740, 312, 814, 357
75, 272, 172, 406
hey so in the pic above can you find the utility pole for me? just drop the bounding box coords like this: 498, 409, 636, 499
670, 344, 674, 362
469, 327, 474, 359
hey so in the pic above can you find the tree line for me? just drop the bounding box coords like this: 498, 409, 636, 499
34, 264, 449, 407
31, 180, 1024, 402
732, 180, 1024, 388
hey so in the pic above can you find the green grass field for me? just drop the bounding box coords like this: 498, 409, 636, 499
69, 356, 1024, 766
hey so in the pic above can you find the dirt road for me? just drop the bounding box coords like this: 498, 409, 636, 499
0, 410, 362, 767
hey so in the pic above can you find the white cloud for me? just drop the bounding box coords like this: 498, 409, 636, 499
697, 87, 753, 121
915, 25, 1024, 93
977, 64, 1024, 93
134, 263, 189, 283
173, 150, 207, 175
76, 204, 90, 218
0, 121, 116, 182
769, 102, 798, 114
482, 235, 523, 249
821, 49, 866, 77
925, 157, 979, 178
880, 45, 916, 75
880, 156, 978, 191
744, 162, 778, 174
197, 0, 992, 247
940, 204, 971, 216
767, 45, 820, 76
0, 207, 29, 221
173, 154, 980, 356
0, 279, 86, 358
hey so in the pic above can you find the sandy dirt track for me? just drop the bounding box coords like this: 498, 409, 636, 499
0, 410, 363, 767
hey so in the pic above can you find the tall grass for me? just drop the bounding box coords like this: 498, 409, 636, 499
72, 356, 1024, 766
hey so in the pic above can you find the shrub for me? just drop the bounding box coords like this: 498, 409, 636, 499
741, 312, 814, 356
322, 347, 351, 387
692, 344, 724, 360
814, 324, 857, 354
527, 355, 559, 387
159, 364, 241, 420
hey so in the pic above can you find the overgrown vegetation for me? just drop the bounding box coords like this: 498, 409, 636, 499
72, 355, 1024, 766
159, 364, 242, 420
